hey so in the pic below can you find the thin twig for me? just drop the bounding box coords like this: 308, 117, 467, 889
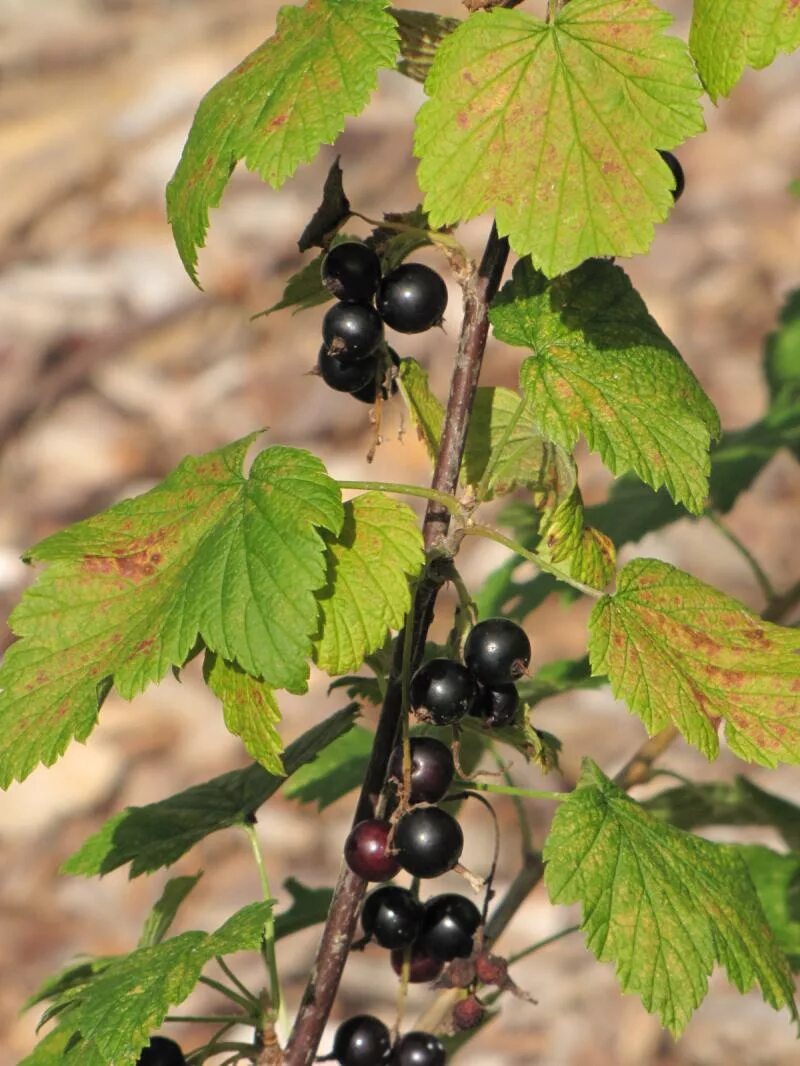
706, 510, 775, 602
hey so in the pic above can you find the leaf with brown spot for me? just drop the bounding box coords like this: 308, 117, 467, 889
544, 760, 798, 1034
589, 559, 800, 766
204, 653, 283, 775
0, 436, 343, 787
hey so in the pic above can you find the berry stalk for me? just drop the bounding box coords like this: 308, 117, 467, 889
284, 223, 509, 1066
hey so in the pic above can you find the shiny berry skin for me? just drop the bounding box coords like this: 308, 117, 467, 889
418, 894, 482, 961
318, 346, 378, 393
390, 944, 444, 983
345, 819, 401, 882
659, 150, 685, 202
469, 682, 519, 728
387, 737, 454, 804
376, 263, 448, 334
136, 1037, 186, 1066
463, 619, 531, 687
362, 885, 424, 949
331, 1014, 391, 1066
409, 659, 476, 726
322, 242, 382, 302
391, 1031, 446, 1066
395, 807, 463, 879
322, 301, 384, 360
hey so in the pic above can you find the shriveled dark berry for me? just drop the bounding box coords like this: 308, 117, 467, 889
474, 951, 509, 987
452, 995, 484, 1032
318, 345, 378, 393
410, 659, 476, 726
469, 682, 519, 728
344, 819, 401, 882
658, 150, 685, 202
390, 944, 444, 984
463, 618, 531, 687
322, 242, 382, 302
351, 346, 400, 404
136, 1037, 186, 1066
377, 263, 448, 334
362, 885, 424, 949
331, 1014, 391, 1066
387, 737, 455, 804
395, 807, 463, 879
322, 301, 384, 360
418, 894, 482, 961
391, 1031, 446, 1066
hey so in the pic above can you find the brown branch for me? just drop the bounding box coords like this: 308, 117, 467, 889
283, 225, 509, 1066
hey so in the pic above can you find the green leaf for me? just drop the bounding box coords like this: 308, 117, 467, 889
394, 8, 459, 83
204, 653, 283, 774
62, 704, 359, 877
25, 958, 112, 1015
518, 655, 606, 709
492, 259, 720, 512
737, 846, 800, 971
138, 873, 203, 949
55, 902, 272, 1065
284, 724, 373, 809
370, 206, 436, 274
586, 476, 688, 546
537, 483, 616, 590
253, 250, 333, 319
20, 1028, 105, 1066
166, 0, 398, 283
589, 558, 800, 766
0, 437, 343, 787
397, 357, 444, 462
415, 1, 704, 277
645, 776, 800, 851
690, 0, 800, 102
544, 760, 798, 1034
314, 493, 424, 675
298, 156, 351, 252
274, 877, 335, 941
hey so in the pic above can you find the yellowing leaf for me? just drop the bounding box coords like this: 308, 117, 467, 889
544, 760, 798, 1034
415, 0, 704, 276
204, 653, 282, 774
589, 559, 800, 766
690, 0, 800, 101
537, 484, 616, 590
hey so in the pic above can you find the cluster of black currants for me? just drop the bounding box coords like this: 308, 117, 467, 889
317, 241, 448, 403
411, 618, 531, 730
328, 1015, 446, 1066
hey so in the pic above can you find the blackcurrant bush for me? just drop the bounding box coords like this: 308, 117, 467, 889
391, 1031, 446, 1066
322, 301, 384, 360
469, 682, 519, 728
390, 944, 444, 983
345, 819, 401, 882
409, 659, 476, 726
418, 893, 482, 961
395, 807, 463, 879
322, 242, 382, 302
318, 346, 378, 393
362, 885, 424, 949
387, 737, 454, 804
136, 1036, 186, 1066
659, 150, 685, 202
331, 1014, 391, 1066
377, 263, 448, 334
463, 618, 531, 687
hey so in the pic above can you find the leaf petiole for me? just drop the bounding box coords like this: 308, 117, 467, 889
243, 823, 283, 1026
337, 479, 462, 514
455, 778, 568, 802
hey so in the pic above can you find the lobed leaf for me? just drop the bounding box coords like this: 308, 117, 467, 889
138, 873, 203, 949
397, 357, 444, 461
204, 653, 283, 774
690, 0, 800, 102
589, 559, 800, 766
166, 0, 398, 283
491, 259, 720, 511
536, 483, 616, 590
0, 437, 343, 787
737, 846, 800, 971
415, 0, 704, 276
544, 760, 798, 1034
283, 725, 373, 810
274, 878, 335, 941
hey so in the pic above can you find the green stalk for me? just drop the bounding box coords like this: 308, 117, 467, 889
243, 823, 283, 1025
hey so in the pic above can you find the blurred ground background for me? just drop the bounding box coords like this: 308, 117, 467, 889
1, 1, 799, 1063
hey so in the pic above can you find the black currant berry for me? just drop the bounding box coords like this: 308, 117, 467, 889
136, 1037, 186, 1066
331, 1014, 391, 1066
387, 737, 455, 804
659, 150, 685, 202
322, 242, 382, 302
390, 944, 444, 984
463, 618, 531, 687
377, 263, 448, 334
318, 346, 378, 393
391, 1031, 446, 1066
345, 819, 401, 882
418, 894, 482, 961
322, 301, 384, 360
362, 885, 424, 949
409, 659, 476, 726
469, 682, 519, 728
395, 807, 463, 879
351, 346, 400, 404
